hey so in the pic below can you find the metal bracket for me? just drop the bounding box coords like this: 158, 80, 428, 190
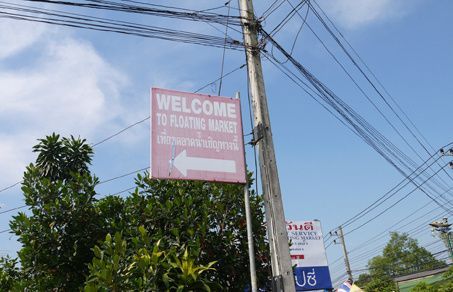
251, 123, 265, 145
272, 275, 283, 292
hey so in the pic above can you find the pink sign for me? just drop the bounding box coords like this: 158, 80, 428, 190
151, 88, 246, 184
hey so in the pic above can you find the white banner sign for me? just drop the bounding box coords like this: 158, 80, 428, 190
286, 220, 332, 291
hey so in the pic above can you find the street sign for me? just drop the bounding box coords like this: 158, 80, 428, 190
286, 220, 333, 291
151, 88, 246, 183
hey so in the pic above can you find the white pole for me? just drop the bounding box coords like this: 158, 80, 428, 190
237, 91, 258, 292
244, 184, 258, 292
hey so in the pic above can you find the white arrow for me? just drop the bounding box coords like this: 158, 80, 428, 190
173, 150, 236, 176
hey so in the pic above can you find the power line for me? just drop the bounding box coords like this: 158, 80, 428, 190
92, 116, 150, 147
328, 186, 453, 275
308, 0, 453, 191
260, 0, 285, 21
217, 0, 231, 96
0, 1, 244, 49
23, 0, 243, 26
340, 154, 447, 230
97, 166, 149, 185
267, 0, 307, 37
284, 0, 453, 211
0, 205, 27, 215
119, 0, 243, 14
0, 181, 22, 194
311, 0, 436, 155
346, 209, 450, 267
344, 164, 452, 236
266, 48, 453, 216
194, 63, 246, 93
0, 184, 139, 236
349, 200, 452, 256
285, 0, 309, 57
269, 0, 309, 65
262, 29, 453, 217
329, 174, 453, 267
0, 166, 148, 218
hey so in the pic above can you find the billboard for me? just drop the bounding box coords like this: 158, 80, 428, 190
286, 220, 333, 291
151, 88, 246, 183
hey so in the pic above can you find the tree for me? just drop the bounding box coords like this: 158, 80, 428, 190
0, 257, 25, 291
1, 134, 270, 290
9, 134, 104, 290
355, 232, 446, 291
84, 227, 217, 291
90, 174, 271, 290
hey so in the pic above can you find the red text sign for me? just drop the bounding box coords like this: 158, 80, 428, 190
151, 88, 246, 183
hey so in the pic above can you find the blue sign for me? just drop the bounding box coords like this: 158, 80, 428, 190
294, 266, 332, 291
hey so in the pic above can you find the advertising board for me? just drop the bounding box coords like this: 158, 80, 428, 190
286, 220, 333, 291
151, 88, 246, 183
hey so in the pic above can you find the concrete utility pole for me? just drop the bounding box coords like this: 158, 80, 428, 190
336, 226, 353, 281
237, 0, 295, 291
430, 218, 453, 262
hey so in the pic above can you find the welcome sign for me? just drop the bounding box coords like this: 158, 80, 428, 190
151, 88, 246, 184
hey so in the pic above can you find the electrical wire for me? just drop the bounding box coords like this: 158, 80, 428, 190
265, 46, 453, 218
0, 1, 244, 49
0, 181, 22, 194
348, 193, 453, 255
267, 0, 307, 37
346, 209, 450, 268
217, 0, 231, 96
0, 205, 27, 215
283, 0, 453, 213
340, 154, 449, 230
311, 0, 438, 156
308, 0, 453, 192
23, 0, 243, 26
262, 30, 453, 216
260, 0, 285, 21
343, 164, 452, 236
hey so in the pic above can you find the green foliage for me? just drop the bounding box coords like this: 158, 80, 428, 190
355, 273, 371, 287
116, 174, 271, 290
377, 233, 446, 276
33, 133, 93, 180
355, 232, 446, 292
85, 228, 216, 291
4, 134, 270, 290
361, 274, 396, 292
9, 134, 103, 290
443, 266, 453, 279
411, 281, 437, 292
437, 266, 453, 291
0, 256, 25, 291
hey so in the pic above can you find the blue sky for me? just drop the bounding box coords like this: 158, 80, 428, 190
0, 0, 452, 286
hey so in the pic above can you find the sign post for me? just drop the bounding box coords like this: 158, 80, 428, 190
151, 88, 257, 290
286, 220, 333, 291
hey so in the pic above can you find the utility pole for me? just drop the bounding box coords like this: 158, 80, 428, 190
237, 0, 295, 291
430, 218, 453, 262
333, 226, 353, 281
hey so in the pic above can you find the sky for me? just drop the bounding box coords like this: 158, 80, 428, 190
0, 0, 452, 286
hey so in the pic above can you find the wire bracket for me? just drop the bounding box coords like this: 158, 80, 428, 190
251, 123, 265, 146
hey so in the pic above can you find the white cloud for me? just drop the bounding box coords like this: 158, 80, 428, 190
319, 0, 411, 29
0, 22, 131, 187
0, 19, 46, 59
